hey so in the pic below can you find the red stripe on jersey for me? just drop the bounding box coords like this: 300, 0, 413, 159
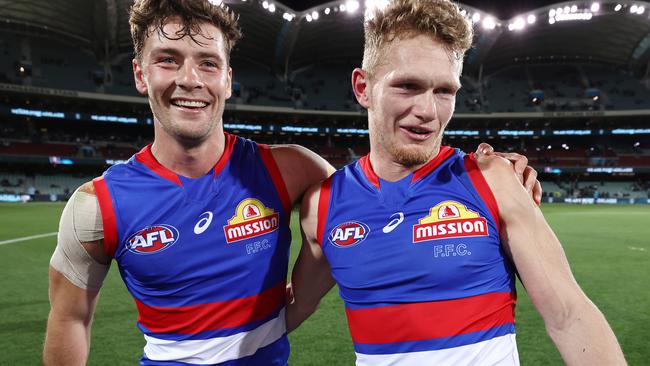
411, 146, 455, 183
135, 281, 286, 334
464, 153, 501, 234
346, 292, 515, 344
213, 132, 237, 178
358, 155, 380, 189
135, 145, 182, 186
92, 176, 118, 257
316, 177, 333, 247
258, 144, 292, 217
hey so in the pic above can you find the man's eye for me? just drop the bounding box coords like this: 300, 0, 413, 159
202, 61, 217, 68
400, 83, 417, 90
160, 58, 175, 64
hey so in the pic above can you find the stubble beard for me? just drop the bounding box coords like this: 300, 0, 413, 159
387, 140, 433, 168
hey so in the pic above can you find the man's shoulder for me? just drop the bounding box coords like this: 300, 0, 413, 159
78, 181, 97, 195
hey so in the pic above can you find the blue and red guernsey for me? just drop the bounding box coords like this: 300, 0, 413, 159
93, 134, 292, 366
317, 147, 519, 365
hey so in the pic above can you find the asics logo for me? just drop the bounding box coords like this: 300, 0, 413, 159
382, 212, 404, 233
194, 212, 213, 235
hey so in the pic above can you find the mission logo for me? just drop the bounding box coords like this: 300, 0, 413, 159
224, 198, 279, 243
127, 224, 180, 254
413, 201, 488, 243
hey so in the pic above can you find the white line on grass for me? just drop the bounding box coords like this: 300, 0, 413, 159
0, 232, 58, 246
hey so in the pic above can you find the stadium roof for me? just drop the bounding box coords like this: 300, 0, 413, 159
1, 0, 649, 76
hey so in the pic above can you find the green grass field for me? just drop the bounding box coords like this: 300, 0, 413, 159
0, 203, 648, 365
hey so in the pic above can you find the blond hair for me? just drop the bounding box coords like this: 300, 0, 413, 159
363, 0, 473, 75
129, 0, 242, 62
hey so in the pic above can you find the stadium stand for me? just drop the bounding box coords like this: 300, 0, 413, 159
0, 1, 649, 203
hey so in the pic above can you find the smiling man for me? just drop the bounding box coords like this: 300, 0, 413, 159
43, 1, 333, 365
288, 0, 626, 365
43, 1, 542, 365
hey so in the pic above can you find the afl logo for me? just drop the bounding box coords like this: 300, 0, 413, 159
127, 224, 179, 254
328, 221, 370, 248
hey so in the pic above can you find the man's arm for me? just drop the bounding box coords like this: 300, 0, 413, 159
477, 155, 626, 365
268, 145, 336, 331
268, 144, 335, 204
44, 268, 100, 365
43, 182, 111, 366
286, 183, 336, 332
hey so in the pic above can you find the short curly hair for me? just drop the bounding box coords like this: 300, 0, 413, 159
363, 0, 473, 76
129, 0, 242, 62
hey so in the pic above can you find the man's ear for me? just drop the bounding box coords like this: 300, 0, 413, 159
351, 68, 370, 109
225, 66, 232, 99
133, 58, 148, 96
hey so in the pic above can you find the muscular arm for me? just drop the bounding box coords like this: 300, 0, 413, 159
477, 156, 626, 366
286, 183, 335, 332
43, 182, 110, 366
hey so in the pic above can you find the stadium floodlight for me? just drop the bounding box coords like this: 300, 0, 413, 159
634, 142, 640, 147
306, 14, 312, 22
460, 9, 467, 16
638, 5, 645, 14
527, 14, 536, 24
549, 9, 556, 17
563, 6, 570, 13
340, 4, 346, 12
556, 7, 563, 14
630, 4, 637, 13
346, 0, 360, 13
614, 4, 622, 11
262, 1, 268, 9
591, 2, 600, 12
283, 12, 294, 21
325, 7, 331, 14
482, 16, 496, 30
549, 17, 556, 24
208, 0, 223, 5
472, 12, 481, 23
509, 17, 525, 31
311, 10, 319, 20
268, 3, 276, 12
571, 5, 577, 12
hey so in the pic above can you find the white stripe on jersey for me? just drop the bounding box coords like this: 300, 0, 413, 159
143, 308, 286, 364
355, 333, 519, 366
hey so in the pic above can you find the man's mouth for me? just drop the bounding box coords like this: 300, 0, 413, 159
404, 126, 431, 135
170, 98, 209, 109
400, 125, 435, 140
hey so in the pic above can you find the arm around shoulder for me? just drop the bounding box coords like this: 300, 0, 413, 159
269, 144, 335, 204
476, 155, 626, 366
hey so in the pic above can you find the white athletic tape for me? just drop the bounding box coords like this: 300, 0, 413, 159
0, 232, 58, 246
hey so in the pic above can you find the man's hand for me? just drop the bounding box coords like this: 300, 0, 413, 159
475, 143, 542, 205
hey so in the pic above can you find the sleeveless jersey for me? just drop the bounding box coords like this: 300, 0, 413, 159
317, 147, 519, 366
93, 134, 292, 366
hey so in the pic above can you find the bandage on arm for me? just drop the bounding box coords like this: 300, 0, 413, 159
50, 190, 110, 290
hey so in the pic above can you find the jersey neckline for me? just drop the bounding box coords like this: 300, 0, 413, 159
135, 132, 237, 186
358, 146, 456, 189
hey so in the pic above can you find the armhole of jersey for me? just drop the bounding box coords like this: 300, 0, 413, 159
463, 153, 502, 234
316, 177, 332, 247
258, 144, 292, 218
92, 176, 118, 258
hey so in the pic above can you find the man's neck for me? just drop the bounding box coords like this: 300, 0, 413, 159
369, 146, 439, 182
150, 127, 226, 179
